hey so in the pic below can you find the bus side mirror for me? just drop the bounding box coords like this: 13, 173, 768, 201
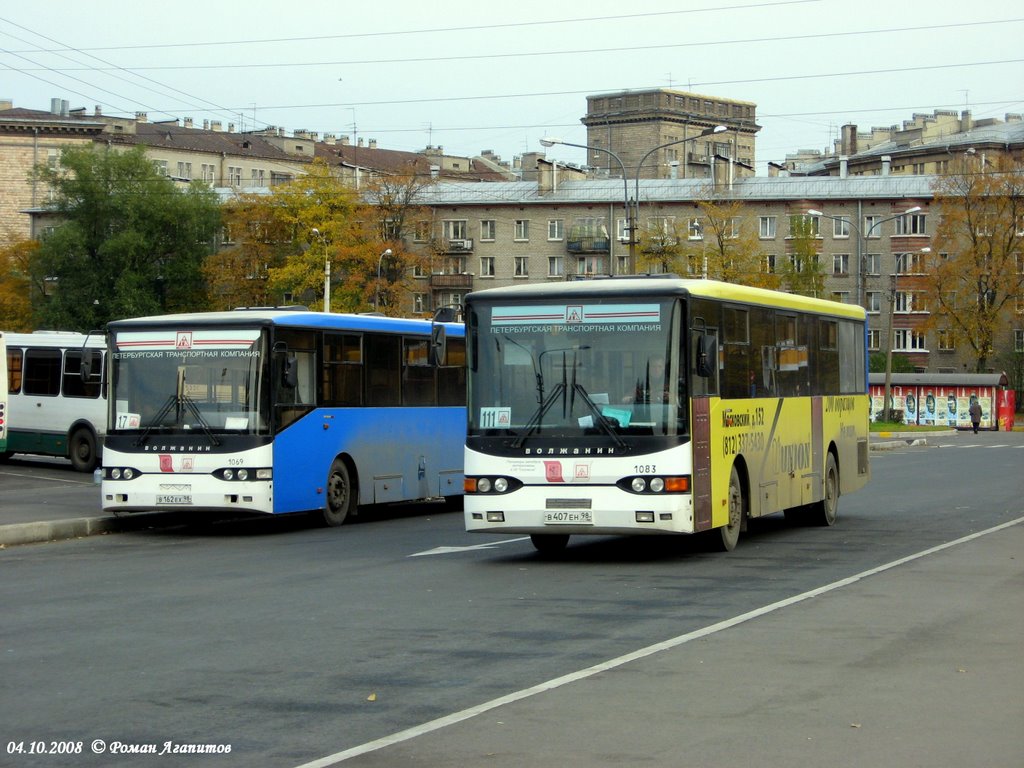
696, 334, 717, 378
281, 354, 298, 389
429, 324, 447, 366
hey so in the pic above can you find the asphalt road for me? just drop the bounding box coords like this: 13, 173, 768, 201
1, 430, 1022, 767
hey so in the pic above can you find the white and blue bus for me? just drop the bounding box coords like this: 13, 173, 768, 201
1, 331, 107, 471
101, 309, 465, 525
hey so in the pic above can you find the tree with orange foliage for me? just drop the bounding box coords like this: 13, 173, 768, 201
0, 235, 37, 331
923, 158, 1024, 372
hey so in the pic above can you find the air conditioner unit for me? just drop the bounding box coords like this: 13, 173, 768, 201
448, 239, 470, 250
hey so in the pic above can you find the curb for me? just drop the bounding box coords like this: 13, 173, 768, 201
0, 512, 184, 548
870, 438, 928, 451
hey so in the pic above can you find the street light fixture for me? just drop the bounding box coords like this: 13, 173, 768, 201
375, 247, 393, 312
540, 125, 727, 274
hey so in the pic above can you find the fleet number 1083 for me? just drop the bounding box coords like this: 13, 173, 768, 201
633, 464, 657, 473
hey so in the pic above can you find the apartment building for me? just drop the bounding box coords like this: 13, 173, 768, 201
404, 172, 1018, 374
780, 109, 1024, 177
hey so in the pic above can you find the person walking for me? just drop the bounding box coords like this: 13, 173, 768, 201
969, 397, 982, 434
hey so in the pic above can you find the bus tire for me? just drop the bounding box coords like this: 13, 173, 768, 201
69, 427, 99, 473
322, 458, 356, 527
718, 464, 745, 552
530, 533, 569, 554
812, 452, 839, 527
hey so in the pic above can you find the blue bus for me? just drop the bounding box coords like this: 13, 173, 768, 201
101, 309, 465, 525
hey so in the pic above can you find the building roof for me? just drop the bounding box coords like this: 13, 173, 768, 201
413, 174, 939, 207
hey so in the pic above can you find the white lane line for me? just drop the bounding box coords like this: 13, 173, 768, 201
294, 515, 1024, 768
409, 537, 531, 557
0, 469, 92, 485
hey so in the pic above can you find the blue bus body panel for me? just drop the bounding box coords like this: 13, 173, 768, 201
272, 405, 466, 514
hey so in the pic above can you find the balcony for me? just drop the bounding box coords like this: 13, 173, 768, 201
566, 236, 611, 254
439, 238, 473, 253
429, 273, 474, 290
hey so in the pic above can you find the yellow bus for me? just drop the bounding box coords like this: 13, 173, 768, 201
463, 277, 870, 553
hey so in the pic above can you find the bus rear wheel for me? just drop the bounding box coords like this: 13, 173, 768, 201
322, 458, 355, 527
811, 453, 839, 526
69, 427, 98, 473
718, 465, 744, 552
530, 534, 569, 554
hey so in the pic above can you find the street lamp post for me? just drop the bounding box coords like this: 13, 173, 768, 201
540, 125, 727, 275
375, 248, 393, 312
312, 227, 330, 311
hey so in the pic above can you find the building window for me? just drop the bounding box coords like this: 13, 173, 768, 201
763, 253, 776, 273
832, 216, 851, 238
895, 213, 927, 235
413, 294, 427, 314
867, 329, 881, 351
479, 256, 495, 277
863, 253, 881, 275
789, 214, 819, 237
547, 219, 564, 241
688, 219, 703, 239
227, 166, 242, 186
201, 164, 216, 183
443, 220, 467, 240
154, 159, 169, 176
894, 329, 927, 351
832, 253, 849, 274
251, 168, 265, 187
548, 256, 564, 277
759, 216, 776, 239
480, 220, 496, 241
895, 252, 925, 274
514, 220, 529, 241
514, 256, 529, 277
938, 329, 956, 351
414, 221, 431, 242
1015, 329, 1024, 353
866, 291, 881, 313
177, 161, 192, 179
616, 255, 628, 274
831, 291, 850, 304
864, 215, 881, 238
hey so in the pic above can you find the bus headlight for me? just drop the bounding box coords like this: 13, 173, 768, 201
465, 476, 521, 494
631, 477, 647, 492
237, 469, 249, 481
649, 477, 665, 493
223, 469, 234, 480
111, 468, 121, 480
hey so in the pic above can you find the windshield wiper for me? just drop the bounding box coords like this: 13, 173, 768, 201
570, 360, 627, 450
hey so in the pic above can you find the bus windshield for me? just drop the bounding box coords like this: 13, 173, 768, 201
469, 298, 685, 438
110, 328, 269, 436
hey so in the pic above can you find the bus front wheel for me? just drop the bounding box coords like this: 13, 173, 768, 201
322, 458, 356, 527
811, 453, 839, 527
718, 465, 744, 552
69, 427, 99, 473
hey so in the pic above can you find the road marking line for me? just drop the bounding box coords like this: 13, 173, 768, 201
0, 469, 92, 485
409, 537, 531, 557
294, 515, 1024, 768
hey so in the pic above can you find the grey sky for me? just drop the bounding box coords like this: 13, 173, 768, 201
2, 0, 1021, 174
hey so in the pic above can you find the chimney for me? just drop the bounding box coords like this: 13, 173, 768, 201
94, 105, 102, 117
839, 155, 848, 178
135, 112, 148, 123
881, 155, 891, 176
210, 121, 222, 132
203, 120, 209, 130
324, 133, 336, 145
840, 124, 857, 156
340, 136, 350, 145
228, 122, 234, 133
961, 110, 973, 132
368, 139, 377, 149
184, 117, 193, 129
358, 137, 364, 147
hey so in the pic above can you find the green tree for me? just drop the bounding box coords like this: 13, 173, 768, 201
31, 144, 220, 330
923, 158, 1024, 372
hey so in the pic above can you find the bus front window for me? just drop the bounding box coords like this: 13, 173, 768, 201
110, 331, 269, 435
469, 300, 685, 438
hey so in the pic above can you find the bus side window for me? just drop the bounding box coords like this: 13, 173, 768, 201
23, 348, 61, 396
7, 348, 23, 393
